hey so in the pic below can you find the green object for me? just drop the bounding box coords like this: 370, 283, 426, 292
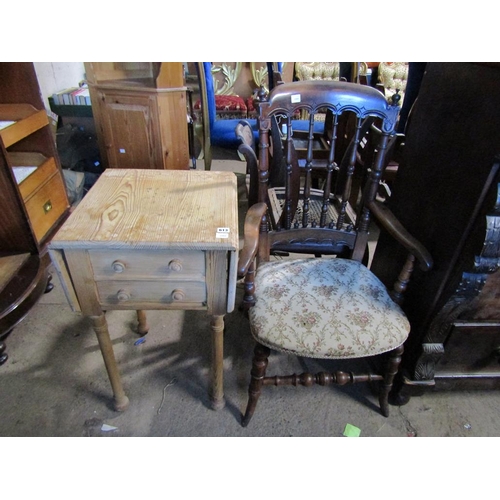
343, 423, 361, 437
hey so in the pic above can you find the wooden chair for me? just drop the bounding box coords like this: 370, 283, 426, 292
237, 80, 433, 426
235, 117, 287, 209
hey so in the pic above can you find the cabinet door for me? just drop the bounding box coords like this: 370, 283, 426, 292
98, 91, 162, 169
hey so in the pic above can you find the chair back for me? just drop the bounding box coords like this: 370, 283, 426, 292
254, 80, 401, 262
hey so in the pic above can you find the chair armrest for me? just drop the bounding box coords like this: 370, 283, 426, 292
368, 199, 433, 272
238, 203, 267, 277
238, 143, 258, 207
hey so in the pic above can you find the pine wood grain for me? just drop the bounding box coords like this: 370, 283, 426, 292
50, 169, 239, 251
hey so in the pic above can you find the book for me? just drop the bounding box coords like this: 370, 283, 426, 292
52, 87, 79, 105
78, 88, 91, 105
62, 87, 79, 105
70, 87, 86, 105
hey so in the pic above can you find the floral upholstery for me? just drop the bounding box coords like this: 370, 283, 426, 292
249, 258, 410, 359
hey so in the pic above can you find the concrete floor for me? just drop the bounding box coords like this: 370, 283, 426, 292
2, 158, 500, 437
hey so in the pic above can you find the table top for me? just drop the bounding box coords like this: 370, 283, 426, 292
50, 169, 239, 251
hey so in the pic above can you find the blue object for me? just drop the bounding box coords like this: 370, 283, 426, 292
195, 62, 326, 170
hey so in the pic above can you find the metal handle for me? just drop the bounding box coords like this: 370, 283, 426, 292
43, 200, 52, 214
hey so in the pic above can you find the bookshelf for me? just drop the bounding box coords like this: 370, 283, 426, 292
48, 97, 93, 119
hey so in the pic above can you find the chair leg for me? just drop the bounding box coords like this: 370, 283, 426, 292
379, 344, 404, 417
242, 343, 270, 427
0, 341, 8, 365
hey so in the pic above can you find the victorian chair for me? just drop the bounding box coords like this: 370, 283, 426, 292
237, 80, 433, 427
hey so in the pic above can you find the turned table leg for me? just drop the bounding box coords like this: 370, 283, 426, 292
210, 314, 225, 410
90, 313, 129, 411
136, 310, 149, 336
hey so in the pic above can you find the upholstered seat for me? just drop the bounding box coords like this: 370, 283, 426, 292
237, 80, 433, 426
194, 94, 248, 120
249, 258, 410, 359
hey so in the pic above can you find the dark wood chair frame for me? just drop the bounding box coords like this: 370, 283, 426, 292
237, 80, 433, 427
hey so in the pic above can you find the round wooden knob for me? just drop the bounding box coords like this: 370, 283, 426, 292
112, 260, 126, 273
168, 259, 183, 272
171, 289, 185, 301
116, 289, 130, 302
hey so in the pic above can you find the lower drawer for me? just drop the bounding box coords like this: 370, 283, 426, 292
25, 171, 68, 242
96, 279, 207, 307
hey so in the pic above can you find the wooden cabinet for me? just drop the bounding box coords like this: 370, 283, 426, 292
0, 63, 70, 256
370, 63, 500, 400
0, 63, 70, 363
85, 62, 190, 171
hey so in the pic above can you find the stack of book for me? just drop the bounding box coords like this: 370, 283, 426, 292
52, 85, 91, 106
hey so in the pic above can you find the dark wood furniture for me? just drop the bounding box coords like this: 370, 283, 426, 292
0, 62, 70, 364
237, 80, 432, 426
0, 254, 49, 364
370, 62, 500, 401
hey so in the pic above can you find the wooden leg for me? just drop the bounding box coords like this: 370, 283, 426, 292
136, 310, 149, 336
90, 314, 129, 412
210, 315, 225, 410
242, 343, 270, 427
379, 344, 404, 417
0, 341, 8, 366
44, 273, 54, 294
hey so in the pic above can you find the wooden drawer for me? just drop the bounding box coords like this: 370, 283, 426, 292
9, 153, 58, 200
89, 250, 205, 280
96, 279, 207, 307
0, 104, 48, 148
25, 171, 68, 243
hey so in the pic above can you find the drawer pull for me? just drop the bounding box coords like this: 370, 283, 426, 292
116, 289, 130, 302
111, 260, 126, 273
168, 259, 183, 272
43, 200, 52, 213
171, 289, 186, 301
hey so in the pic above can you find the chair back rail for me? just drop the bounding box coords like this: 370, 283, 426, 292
254, 80, 400, 261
